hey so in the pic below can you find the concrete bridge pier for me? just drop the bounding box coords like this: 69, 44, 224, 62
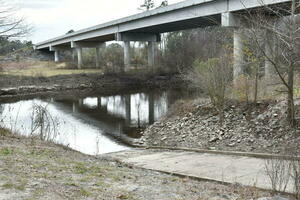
265, 30, 276, 80
72, 49, 76, 62
233, 28, 244, 79
50, 45, 71, 63
148, 41, 157, 68
71, 41, 105, 69
96, 47, 101, 68
72, 102, 78, 113
148, 93, 155, 125
54, 50, 60, 62
50, 46, 62, 62
78, 99, 83, 107
125, 95, 131, 125
117, 32, 160, 71
124, 41, 131, 72
97, 97, 102, 108
76, 47, 83, 69
222, 12, 245, 83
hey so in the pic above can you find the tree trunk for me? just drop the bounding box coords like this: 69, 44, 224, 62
218, 103, 225, 127
287, 64, 295, 126
287, 0, 296, 127
254, 64, 259, 104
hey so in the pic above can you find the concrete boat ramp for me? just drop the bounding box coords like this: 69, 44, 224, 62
103, 149, 294, 193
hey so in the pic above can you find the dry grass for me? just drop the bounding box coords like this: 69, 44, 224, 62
0, 132, 284, 200
0, 61, 103, 77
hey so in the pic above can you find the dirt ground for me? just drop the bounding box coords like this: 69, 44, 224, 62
0, 129, 292, 200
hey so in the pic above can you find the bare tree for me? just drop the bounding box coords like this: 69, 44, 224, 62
0, 0, 31, 38
243, 0, 300, 126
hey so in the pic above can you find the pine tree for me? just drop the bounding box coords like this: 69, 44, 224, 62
139, 0, 155, 11
159, 0, 168, 7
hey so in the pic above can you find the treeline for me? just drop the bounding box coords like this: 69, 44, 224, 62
0, 37, 33, 55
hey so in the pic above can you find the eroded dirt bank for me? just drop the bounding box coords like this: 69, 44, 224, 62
0, 130, 285, 200
138, 98, 300, 154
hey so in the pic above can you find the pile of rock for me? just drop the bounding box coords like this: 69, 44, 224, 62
138, 99, 300, 154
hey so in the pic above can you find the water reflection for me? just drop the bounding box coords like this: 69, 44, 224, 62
0, 90, 173, 155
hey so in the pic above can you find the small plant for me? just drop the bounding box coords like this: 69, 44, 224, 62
0, 148, 13, 156
265, 158, 291, 192
265, 145, 300, 199
30, 103, 60, 141
290, 149, 300, 199
74, 163, 88, 174
233, 74, 251, 103
79, 188, 91, 197
0, 128, 10, 136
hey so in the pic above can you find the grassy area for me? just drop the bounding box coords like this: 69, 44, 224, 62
0, 61, 103, 77
0, 131, 282, 200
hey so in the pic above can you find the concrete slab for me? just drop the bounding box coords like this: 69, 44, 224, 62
106, 149, 294, 193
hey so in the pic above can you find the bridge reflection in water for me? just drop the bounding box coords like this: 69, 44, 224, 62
0, 90, 183, 155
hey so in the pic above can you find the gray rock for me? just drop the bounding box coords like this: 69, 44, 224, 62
257, 196, 289, 200
209, 137, 218, 143
227, 143, 236, 147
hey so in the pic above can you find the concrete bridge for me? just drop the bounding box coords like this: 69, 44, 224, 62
34, 0, 291, 76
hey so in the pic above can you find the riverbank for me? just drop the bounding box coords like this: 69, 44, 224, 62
0, 72, 184, 100
138, 98, 300, 155
0, 129, 287, 200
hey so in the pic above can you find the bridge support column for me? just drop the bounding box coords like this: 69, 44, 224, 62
96, 47, 100, 68
78, 99, 83, 107
116, 32, 160, 72
222, 12, 246, 84
72, 102, 79, 113
76, 48, 83, 69
233, 28, 244, 81
148, 93, 155, 125
148, 41, 156, 67
97, 97, 101, 108
50, 46, 70, 63
95, 43, 105, 68
72, 49, 76, 62
71, 41, 105, 69
265, 30, 276, 80
124, 41, 131, 72
54, 51, 60, 62
125, 95, 131, 125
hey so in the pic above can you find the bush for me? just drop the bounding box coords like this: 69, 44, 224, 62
190, 55, 232, 126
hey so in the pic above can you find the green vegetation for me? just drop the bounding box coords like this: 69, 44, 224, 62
0, 148, 13, 156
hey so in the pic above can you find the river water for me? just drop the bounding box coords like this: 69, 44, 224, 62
0, 89, 189, 155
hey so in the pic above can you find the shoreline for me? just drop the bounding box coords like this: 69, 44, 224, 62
0, 72, 186, 101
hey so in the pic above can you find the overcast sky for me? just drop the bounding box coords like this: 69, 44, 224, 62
16, 0, 184, 43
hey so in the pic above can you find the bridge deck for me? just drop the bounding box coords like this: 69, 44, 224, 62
35, 0, 291, 50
